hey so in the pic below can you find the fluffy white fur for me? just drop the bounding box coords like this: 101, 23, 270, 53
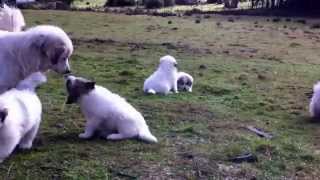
309, 81, 320, 119
65, 75, 158, 143
0, 72, 46, 163
0, 4, 25, 32
0, 25, 73, 94
143, 55, 178, 95
177, 71, 194, 92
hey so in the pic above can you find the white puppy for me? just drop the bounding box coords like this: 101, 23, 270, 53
310, 81, 320, 119
143, 55, 178, 95
177, 72, 193, 92
65, 75, 158, 143
0, 25, 73, 94
0, 4, 25, 32
0, 72, 46, 163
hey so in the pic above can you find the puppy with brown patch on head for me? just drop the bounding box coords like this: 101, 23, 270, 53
64, 75, 158, 143
177, 72, 193, 92
0, 72, 46, 163
0, 25, 73, 94
143, 55, 178, 95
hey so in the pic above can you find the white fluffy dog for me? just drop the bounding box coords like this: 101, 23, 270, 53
310, 81, 320, 119
143, 55, 178, 95
0, 4, 25, 32
177, 72, 193, 92
0, 72, 46, 163
0, 25, 73, 94
65, 75, 158, 143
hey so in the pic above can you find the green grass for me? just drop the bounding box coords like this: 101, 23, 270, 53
0, 10, 320, 179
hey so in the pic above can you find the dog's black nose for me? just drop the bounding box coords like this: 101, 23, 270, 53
64, 69, 71, 75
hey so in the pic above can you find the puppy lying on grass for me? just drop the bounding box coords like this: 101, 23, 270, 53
143, 55, 178, 95
177, 72, 193, 92
0, 72, 46, 163
65, 75, 158, 143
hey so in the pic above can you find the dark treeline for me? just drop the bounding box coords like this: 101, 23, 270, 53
251, 0, 320, 11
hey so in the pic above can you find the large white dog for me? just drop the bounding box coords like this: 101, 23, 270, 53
0, 4, 25, 32
65, 75, 158, 143
310, 81, 320, 119
143, 55, 178, 95
0, 25, 73, 94
0, 72, 46, 163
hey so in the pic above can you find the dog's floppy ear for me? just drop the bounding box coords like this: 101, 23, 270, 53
66, 95, 77, 104
32, 34, 66, 65
50, 46, 66, 65
0, 108, 8, 123
85, 81, 95, 90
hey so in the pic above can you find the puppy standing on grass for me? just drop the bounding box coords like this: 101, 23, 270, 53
0, 25, 73, 94
309, 81, 320, 119
0, 72, 46, 163
177, 72, 194, 92
143, 55, 179, 95
65, 75, 158, 143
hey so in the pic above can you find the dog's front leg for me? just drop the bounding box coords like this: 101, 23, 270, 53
79, 118, 98, 139
0, 136, 20, 163
19, 122, 40, 149
173, 81, 179, 93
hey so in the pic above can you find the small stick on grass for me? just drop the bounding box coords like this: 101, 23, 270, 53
6, 163, 14, 178
246, 125, 273, 139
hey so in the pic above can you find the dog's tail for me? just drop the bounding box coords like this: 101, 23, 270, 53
146, 89, 156, 95
16, 72, 47, 91
138, 128, 158, 143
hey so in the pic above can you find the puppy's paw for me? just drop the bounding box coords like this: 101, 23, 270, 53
106, 134, 124, 141
79, 133, 91, 139
19, 142, 33, 149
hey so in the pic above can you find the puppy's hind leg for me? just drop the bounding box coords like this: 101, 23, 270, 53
106, 131, 137, 141
19, 122, 40, 149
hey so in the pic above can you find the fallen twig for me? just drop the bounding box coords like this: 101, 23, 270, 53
246, 125, 273, 139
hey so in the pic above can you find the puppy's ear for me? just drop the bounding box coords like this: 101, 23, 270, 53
32, 35, 66, 65
85, 81, 95, 90
0, 108, 8, 123
50, 46, 66, 65
66, 95, 77, 104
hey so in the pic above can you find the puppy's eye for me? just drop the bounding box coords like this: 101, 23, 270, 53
174, 63, 178, 67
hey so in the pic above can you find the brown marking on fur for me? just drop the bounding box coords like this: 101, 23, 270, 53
0, 108, 8, 122
177, 75, 192, 91
51, 46, 66, 65
66, 78, 95, 104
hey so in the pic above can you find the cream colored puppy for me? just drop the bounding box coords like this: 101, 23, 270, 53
0, 4, 25, 32
143, 55, 178, 95
65, 75, 158, 143
0, 25, 73, 94
0, 72, 46, 163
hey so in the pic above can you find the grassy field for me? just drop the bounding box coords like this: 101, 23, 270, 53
1, 10, 320, 179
